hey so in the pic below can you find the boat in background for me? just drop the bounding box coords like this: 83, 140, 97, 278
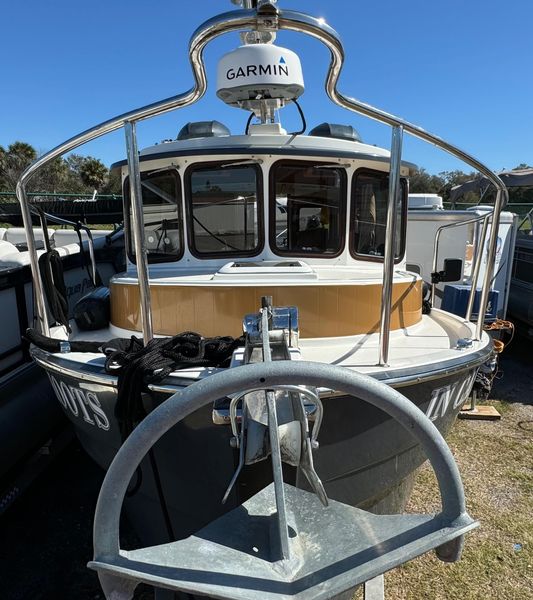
450, 168, 533, 335
509, 213, 533, 333
14, 1, 510, 597
406, 194, 517, 322
0, 222, 124, 513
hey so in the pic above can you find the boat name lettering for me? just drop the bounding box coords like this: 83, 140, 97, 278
48, 375, 110, 430
226, 63, 289, 80
426, 372, 476, 422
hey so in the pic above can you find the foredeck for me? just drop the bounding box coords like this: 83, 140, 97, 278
48, 308, 489, 390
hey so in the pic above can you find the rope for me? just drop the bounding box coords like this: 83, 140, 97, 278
27, 327, 243, 543
104, 332, 244, 440
36, 208, 71, 331
26, 328, 244, 439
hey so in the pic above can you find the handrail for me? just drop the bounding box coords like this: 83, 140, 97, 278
16, 2, 507, 352
465, 214, 491, 322
124, 121, 153, 343
14, 8, 261, 336
379, 125, 403, 366
429, 212, 491, 307
35, 209, 100, 288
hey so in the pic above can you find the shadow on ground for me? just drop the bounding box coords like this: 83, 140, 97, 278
491, 333, 533, 407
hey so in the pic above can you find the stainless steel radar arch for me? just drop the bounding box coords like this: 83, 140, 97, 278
16, 1, 506, 356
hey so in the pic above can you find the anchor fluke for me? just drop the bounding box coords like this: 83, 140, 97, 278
222, 298, 328, 514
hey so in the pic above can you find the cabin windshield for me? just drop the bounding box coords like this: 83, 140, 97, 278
125, 169, 183, 263
186, 163, 263, 257
270, 161, 346, 256
351, 169, 406, 260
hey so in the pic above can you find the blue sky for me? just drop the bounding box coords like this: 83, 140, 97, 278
2, 0, 532, 175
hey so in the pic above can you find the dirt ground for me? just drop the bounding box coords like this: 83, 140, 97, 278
0, 336, 531, 600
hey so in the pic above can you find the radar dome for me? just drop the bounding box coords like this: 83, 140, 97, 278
216, 44, 304, 107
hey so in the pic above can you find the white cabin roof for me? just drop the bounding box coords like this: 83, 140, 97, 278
111, 131, 418, 173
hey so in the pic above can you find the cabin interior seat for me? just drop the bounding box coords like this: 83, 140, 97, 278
5, 227, 55, 246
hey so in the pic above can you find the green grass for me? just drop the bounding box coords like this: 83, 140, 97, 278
354, 398, 533, 599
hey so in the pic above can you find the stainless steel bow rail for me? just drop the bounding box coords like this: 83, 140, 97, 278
16, 0, 507, 355
430, 211, 491, 311
89, 360, 477, 600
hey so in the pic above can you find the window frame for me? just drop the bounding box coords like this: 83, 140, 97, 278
124, 167, 184, 265
349, 167, 408, 264
268, 159, 347, 259
184, 160, 264, 259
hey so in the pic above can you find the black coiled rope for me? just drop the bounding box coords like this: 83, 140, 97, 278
26, 328, 244, 440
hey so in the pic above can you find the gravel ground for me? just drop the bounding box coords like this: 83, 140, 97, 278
0, 336, 531, 599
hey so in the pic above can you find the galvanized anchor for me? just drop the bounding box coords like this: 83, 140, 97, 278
89, 354, 477, 599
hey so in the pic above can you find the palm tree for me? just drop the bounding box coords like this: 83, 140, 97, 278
80, 157, 109, 192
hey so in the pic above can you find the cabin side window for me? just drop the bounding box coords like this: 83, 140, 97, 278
270, 161, 346, 256
351, 169, 407, 261
125, 169, 183, 264
186, 163, 263, 257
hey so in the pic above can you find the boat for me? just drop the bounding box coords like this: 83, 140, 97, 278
15, 1, 509, 597
0, 220, 124, 512
509, 217, 533, 333
450, 169, 533, 334
406, 194, 517, 322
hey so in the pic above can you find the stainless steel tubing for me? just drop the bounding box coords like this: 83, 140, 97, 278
517, 207, 533, 231
15, 183, 49, 336
474, 189, 506, 339
14, 8, 262, 334
429, 212, 489, 307
124, 121, 154, 343
272, 8, 509, 341
465, 213, 490, 322
85, 230, 98, 287
37, 211, 99, 287
378, 125, 403, 366
16, 4, 509, 343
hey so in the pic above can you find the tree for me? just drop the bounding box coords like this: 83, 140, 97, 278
101, 168, 122, 195
0, 142, 38, 191
438, 170, 480, 203
63, 154, 98, 193
408, 168, 445, 194
38, 156, 70, 192
79, 157, 108, 191
0, 145, 115, 195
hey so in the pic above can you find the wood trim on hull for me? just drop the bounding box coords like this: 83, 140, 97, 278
110, 280, 422, 338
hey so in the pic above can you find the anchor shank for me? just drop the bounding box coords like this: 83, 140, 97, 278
261, 303, 273, 362
266, 389, 291, 561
